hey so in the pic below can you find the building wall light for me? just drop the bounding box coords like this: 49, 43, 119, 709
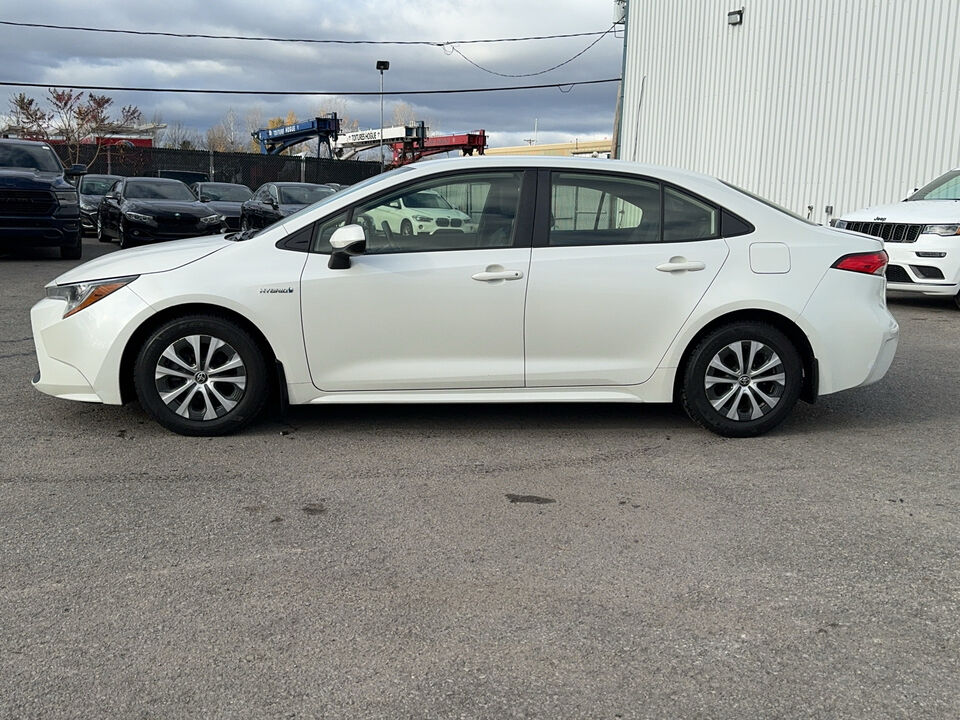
728, 8, 744, 26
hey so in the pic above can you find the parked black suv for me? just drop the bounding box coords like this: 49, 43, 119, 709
0, 139, 86, 259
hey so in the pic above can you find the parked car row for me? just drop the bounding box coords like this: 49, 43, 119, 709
84, 175, 344, 248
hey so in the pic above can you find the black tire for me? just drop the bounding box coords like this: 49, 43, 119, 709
953, 290, 960, 311
400, 219, 414, 236
680, 322, 802, 438
133, 314, 270, 436
97, 218, 110, 242
60, 236, 82, 260
240, 215, 249, 232
118, 219, 135, 249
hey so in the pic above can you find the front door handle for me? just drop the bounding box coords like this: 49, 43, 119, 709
472, 269, 524, 282
656, 258, 706, 273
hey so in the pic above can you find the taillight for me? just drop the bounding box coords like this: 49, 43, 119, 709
832, 250, 888, 275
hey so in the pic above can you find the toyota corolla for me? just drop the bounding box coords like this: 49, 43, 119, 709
31, 157, 898, 437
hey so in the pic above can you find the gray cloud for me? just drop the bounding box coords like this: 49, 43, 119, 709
0, 1, 622, 147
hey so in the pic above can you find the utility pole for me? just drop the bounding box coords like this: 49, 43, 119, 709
376, 60, 390, 172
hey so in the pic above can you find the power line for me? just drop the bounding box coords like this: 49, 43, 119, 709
0, 78, 620, 96
450, 24, 617, 78
0, 20, 610, 46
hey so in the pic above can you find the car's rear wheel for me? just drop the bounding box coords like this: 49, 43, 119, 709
954, 290, 960, 311
680, 322, 802, 437
133, 315, 270, 436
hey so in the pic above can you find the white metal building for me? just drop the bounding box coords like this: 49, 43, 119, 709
616, 1, 960, 223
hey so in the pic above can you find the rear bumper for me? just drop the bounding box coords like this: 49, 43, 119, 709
800, 270, 899, 395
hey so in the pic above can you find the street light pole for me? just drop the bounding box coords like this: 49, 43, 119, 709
376, 60, 390, 172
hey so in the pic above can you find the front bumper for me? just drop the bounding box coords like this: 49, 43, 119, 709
79, 208, 98, 232
31, 285, 154, 405
123, 217, 226, 244
884, 234, 960, 297
0, 214, 81, 247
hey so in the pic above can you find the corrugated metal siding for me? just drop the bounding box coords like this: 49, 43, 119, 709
618, 0, 960, 222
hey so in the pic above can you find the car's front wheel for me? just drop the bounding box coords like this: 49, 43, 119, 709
954, 290, 960, 311
118, 219, 136, 249
59, 234, 82, 260
133, 315, 270, 436
680, 322, 802, 437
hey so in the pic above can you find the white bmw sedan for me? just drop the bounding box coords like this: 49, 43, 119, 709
31, 157, 899, 437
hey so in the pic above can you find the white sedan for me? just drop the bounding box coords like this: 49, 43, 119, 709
31, 157, 899, 437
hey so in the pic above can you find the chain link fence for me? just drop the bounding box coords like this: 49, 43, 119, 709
53, 145, 381, 189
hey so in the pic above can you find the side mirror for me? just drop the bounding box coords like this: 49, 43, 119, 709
65, 164, 87, 178
328, 224, 367, 270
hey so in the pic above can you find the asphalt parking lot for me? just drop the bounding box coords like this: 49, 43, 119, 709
1, 238, 958, 719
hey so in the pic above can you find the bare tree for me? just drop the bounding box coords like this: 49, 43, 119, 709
7, 93, 51, 139
316, 99, 360, 133
391, 101, 417, 127
47, 89, 142, 165
8, 89, 142, 165
158, 121, 201, 150
205, 109, 246, 153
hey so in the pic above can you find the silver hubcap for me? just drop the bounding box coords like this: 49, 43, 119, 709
704, 340, 786, 421
154, 334, 246, 421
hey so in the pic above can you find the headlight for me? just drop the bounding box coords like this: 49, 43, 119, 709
830, 219, 848, 229
45, 276, 138, 319
413, 215, 433, 223
922, 224, 960, 236
55, 190, 78, 206
124, 211, 156, 225
79, 199, 96, 211
199, 214, 223, 225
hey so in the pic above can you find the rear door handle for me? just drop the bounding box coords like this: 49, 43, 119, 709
472, 270, 524, 282
656, 258, 706, 273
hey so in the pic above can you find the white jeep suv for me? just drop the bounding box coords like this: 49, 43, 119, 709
832, 168, 960, 309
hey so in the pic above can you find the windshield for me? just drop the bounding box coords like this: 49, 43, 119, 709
125, 180, 196, 201
404, 191, 452, 209
720, 180, 816, 225
0, 143, 63, 173
200, 184, 253, 202
279, 185, 335, 205
79, 176, 119, 195
909, 170, 960, 201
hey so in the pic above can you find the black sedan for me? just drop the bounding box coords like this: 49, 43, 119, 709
78, 173, 122, 236
239, 182, 335, 231
190, 181, 253, 231
98, 177, 226, 248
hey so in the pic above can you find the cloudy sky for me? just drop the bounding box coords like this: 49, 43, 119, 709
0, 1, 624, 149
